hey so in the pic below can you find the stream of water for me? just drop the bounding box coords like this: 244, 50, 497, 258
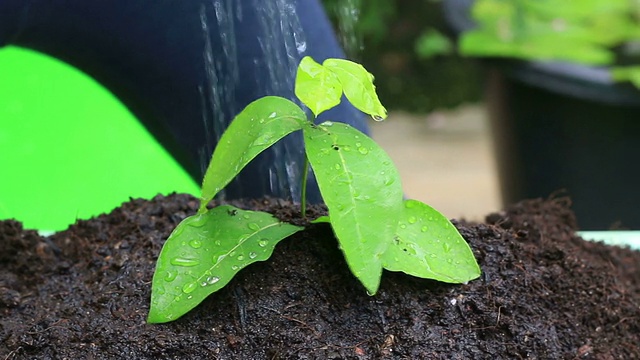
198, 0, 361, 202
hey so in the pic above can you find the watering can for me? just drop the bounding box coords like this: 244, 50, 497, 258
0, 0, 368, 230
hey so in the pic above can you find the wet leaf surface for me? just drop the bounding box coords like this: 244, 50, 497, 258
200, 97, 306, 206
304, 121, 404, 294
295, 56, 342, 117
383, 199, 481, 283
323, 58, 387, 119
148, 205, 302, 323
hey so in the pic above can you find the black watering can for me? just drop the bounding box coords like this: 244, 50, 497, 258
0, 0, 368, 204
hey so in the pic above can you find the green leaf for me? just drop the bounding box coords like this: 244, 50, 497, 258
200, 97, 307, 209
322, 58, 387, 120
295, 56, 343, 117
310, 215, 330, 224
382, 200, 481, 283
148, 205, 302, 323
303, 121, 404, 294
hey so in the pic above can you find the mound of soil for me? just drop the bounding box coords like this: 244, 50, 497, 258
1, 194, 639, 359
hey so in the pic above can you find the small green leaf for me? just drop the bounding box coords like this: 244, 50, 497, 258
310, 215, 330, 224
295, 56, 343, 117
148, 205, 302, 323
200, 97, 307, 209
382, 200, 481, 283
303, 121, 404, 294
322, 58, 387, 120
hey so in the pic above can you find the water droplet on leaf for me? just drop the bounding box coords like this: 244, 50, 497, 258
189, 239, 203, 249
182, 282, 197, 294
408, 216, 417, 224
258, 239, 269, 247
372, 114, 385, 122
237, 254, 245, 261
421, 226, 429, 232
164, 270, 177, 282
170, 257, 200, 267
249, 252, 257, 259
186, 214, 207, 227
358, 147, 369, 155
248, 223, 260, 231
206, 276, 220, 285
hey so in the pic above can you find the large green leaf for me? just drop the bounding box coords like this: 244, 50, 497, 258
382, 200, 481, 283
200, 97, 307, 209
303, 121, 404, 294
322, 59, 387, 120
148, 205, 302, 323
295, 56, 343, 117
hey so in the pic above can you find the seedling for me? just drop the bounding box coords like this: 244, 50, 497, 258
147, 56, 481, 323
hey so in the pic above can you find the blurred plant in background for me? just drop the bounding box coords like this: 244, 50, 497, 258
456, 0, 640, 88
322, 0, 483, 113
460, 0, 640, 64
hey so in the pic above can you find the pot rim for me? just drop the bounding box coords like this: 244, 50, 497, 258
578, 231, 640, 251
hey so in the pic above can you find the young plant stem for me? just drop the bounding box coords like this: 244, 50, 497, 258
300, 155, 310, 218
300, 112, 316, 218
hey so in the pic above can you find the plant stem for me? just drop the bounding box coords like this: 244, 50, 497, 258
300, 112, 316, 218
300, 155, 309, 218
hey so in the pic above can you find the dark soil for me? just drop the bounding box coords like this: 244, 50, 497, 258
1, 194, 639, 359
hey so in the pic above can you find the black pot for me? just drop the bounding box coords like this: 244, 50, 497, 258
444, 0, 640, 229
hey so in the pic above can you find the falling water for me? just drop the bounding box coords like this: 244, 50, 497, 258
331, 0, 363, 59
198, 0, 361, 202
199, 1, 240, 200
253, 0, 308, 202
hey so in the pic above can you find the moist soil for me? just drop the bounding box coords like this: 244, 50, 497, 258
1, 194, 639, 359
